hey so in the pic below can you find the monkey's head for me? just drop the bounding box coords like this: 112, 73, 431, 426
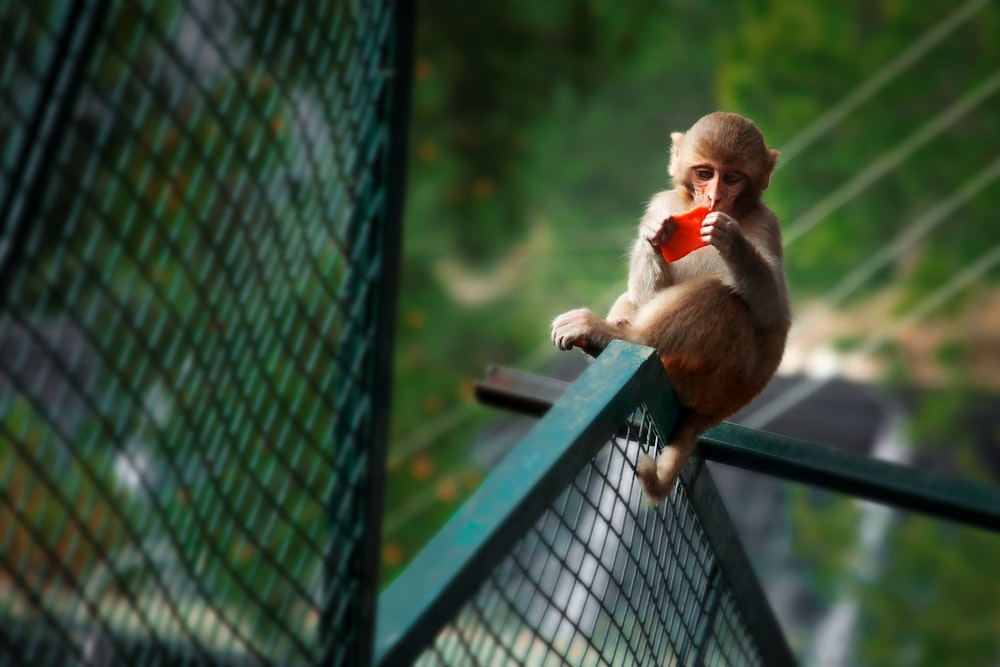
669, 112, 780, 217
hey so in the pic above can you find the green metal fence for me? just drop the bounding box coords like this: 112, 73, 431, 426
376, 342, 796, 666
416, 344, 1000, 667
0, 1, 411, 665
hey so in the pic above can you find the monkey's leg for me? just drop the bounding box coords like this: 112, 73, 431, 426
635, 411, 714, 503
606, 291, 637, 328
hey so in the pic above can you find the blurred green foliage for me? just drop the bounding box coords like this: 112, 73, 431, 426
858, 517, 1000, 664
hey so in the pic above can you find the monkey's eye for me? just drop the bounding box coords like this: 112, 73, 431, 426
722, 173, 744, 185
694, 168, 714, 180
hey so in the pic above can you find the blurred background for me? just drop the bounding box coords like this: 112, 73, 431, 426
384, 1, 1000, 664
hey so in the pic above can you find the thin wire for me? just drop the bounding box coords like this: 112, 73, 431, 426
390, 7, 1000, 492
389, 151, 1000, 474
743, 152, 1000, 430
742, 244, 1000, 430
388, 231, 1000, 555
777, 0, 990, 165
803, 154, 1000, 321
391, 140, 1000, 508
783, 69, 1000, 246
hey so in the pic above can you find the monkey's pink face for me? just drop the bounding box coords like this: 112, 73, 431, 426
688, 163, 748, 215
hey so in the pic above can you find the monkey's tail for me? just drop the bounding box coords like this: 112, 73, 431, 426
635, 412, 715, 504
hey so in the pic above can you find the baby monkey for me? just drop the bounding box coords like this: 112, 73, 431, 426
551, 112, 790, 502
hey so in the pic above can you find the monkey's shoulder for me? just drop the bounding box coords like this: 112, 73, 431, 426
644, 188, 692, 216
740, 204, 782, 246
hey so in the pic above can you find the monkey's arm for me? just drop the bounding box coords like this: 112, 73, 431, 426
703, 210, 790, 329
552, 192, 684, 357
626, 190, 685, 305
606, 290, 636, 325
623, 238, 674, 308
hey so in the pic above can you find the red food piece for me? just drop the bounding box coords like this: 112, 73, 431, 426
659, 206, 710, 263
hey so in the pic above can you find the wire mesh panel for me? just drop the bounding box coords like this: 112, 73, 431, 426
417, 410, 763, 667
376, 342, 794, 667
1, 1, 410, 665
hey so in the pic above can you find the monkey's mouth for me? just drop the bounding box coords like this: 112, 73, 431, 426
694, 197, 736, 214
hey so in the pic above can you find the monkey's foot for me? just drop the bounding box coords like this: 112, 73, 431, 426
551, 308, 610, 354
636, 453, 673, 505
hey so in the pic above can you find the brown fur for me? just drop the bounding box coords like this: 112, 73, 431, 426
551, 112, 790, 502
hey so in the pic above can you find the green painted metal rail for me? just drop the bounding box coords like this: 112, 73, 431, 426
376, 341, 796, 666
699, 423, 1000, 534
476, 364, 1000, 535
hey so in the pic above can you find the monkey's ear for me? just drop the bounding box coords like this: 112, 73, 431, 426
760, 148, 781, 190
668, 131, 685, 179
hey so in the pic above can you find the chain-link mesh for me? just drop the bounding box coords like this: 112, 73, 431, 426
416, 408, 768, 666
1, 1, 409, 665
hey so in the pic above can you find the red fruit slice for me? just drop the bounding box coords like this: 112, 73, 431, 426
659, 206, 710, 263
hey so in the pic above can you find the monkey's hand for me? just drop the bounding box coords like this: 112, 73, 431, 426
640, 209, 677, 247
551, 308, 614, 357
700, 211, 744, 256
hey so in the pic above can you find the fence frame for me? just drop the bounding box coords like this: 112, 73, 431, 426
374, 341, 796, 666
335, 1, 416, 665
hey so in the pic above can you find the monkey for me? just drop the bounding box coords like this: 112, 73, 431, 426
550, 112, 790, 502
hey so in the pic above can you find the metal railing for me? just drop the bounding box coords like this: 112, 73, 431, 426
0, 2, 412, 665
376, 342, 796, 666
475, 361, 1000, 536
378, 338, 1000, 665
